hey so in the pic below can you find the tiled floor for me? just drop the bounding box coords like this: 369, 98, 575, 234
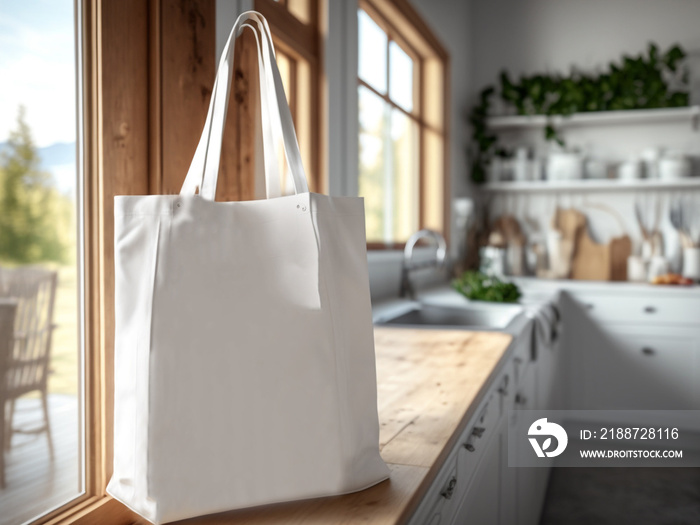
0, 395, 81, 525
540, 467, 700, 525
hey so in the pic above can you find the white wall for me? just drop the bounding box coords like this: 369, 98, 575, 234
471, 0, 700, 99
411, 0, 474, 243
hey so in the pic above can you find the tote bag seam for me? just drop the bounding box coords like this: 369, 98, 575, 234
138, 217, 162, 520
309, 210, 348, 487
313, 214, 352, 487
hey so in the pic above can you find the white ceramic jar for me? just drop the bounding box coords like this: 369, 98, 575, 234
547, 152, 583, 181
683, 248, 700, 281
659, 152, 691, 180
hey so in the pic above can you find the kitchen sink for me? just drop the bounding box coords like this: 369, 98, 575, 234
375, 303, 523, 330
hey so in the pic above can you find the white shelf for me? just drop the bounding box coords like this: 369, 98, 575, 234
486, 106, 700, 130
480, 178, 700, 193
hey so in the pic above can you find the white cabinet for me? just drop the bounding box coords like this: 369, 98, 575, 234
412, 286, 700, 525
582, 328, 699, 410
453, 422, 501, 525
562, 290, 700, 411
513, 359, 550, 525
409, 317, 560, 525
571, 291, 699, 326
414, 457, 461, 525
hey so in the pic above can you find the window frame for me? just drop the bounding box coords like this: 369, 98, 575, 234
357, 0, 449, 250
255, 0, 324, 194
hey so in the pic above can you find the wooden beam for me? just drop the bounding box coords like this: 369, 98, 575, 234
159, 0, 216, 194
98, 0, 151, 492
256, 0, 318, 62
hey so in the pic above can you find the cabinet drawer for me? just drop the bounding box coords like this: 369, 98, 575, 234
457, 394, 499, 492
583, 330, 699, 410
571, 292, 700, 326
410, 458, 460, 525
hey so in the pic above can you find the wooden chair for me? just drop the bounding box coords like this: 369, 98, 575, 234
0, 266, 58, 485
0, 299, 18, 489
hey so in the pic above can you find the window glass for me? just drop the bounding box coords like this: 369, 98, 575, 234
0, 1, 83, 522
358, 85, 386, 241
358, 85, 419, 244
389, 41, 414, 113
358, 9, 387, 93
390, 108, 419, 241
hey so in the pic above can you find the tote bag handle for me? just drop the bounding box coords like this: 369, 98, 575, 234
180, 11, 309, 200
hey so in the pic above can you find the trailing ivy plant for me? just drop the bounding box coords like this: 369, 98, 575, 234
469, 42, 690, 184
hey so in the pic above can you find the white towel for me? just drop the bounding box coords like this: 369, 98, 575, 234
525, 299, 560, 359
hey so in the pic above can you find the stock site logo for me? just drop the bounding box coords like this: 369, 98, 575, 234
528, 418, 568, 458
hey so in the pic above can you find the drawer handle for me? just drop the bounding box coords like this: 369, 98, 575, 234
515, 393, 527, 406
441, 476, 457, 500
644, 306, 657, 314
472, 427, 486, 438
498, 375, 510, 396
642, 347, 656, 356
463, 442, 476, 452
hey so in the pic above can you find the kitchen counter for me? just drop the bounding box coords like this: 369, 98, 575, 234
171, 327, 513, 525
510, 276, 700, 298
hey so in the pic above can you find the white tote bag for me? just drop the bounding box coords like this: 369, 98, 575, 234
107, 11, 389, 524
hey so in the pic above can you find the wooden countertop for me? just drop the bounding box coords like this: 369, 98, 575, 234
150, 328, 513, 525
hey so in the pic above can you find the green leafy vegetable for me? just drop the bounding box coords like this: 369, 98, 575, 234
452, 271, 522, 303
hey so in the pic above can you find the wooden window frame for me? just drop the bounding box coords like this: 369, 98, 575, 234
255, 0, 324, 194
358, 0, 450, 251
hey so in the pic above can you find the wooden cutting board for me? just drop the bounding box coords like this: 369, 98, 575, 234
552, 207, 586, 242
571, 225, 631, 281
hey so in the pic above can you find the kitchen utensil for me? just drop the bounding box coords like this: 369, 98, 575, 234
659, 158, 691, 179
618, 158, 642, 180
552, 207, 586, 241
634, 200, 649, 242
584, 158, 608, 179
571, 228, 632, 281
487, 157, 502, 183
670, 197, 700, 248
452, 198, 474, 275
546, 233, 575, 279
507, 244, 525, 276
547, 152, 583, 181
659, 152, 691, 180
514, 147, 530, 181
641, 147, 661, 179
635, 195, 664, 255
648, 255, 670, 281
627, 255, 648, 282
480, 246, 506, 276
531, 158, 544, 181
570, 204, 632, 281
490, 214, 526, 276
610, 236, 633, 281
548, 208, 586, 278
531, 242, 548, 276
682, 247, 700, 281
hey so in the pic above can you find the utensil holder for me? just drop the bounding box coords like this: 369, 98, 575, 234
682, 247, 700, 281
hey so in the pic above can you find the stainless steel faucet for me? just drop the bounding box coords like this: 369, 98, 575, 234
399, 229, 448, 300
